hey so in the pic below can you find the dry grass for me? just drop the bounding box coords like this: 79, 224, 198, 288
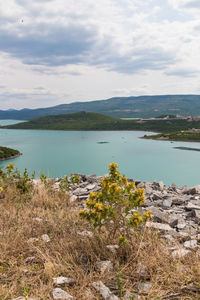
0, 183, 199, 299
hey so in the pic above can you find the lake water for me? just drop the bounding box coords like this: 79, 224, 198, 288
0, 120, 200, 187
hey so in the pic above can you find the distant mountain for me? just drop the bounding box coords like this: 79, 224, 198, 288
1, 95, 200, 120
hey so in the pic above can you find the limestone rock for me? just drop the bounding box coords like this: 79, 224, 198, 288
77, 230, 93, 237
183, 239, 198, 250
92, 281, 119, 300
146, 222, 174, 232
162, 199, 172, 208
136, 282, 152, 292
106, 245, 119, 254
96, 260, 113, 274
53, 276, 75, 286
41, 234, 51, 243
86, 183, 96, 190
172, 248, 191, 257
186, 185, 200, 195
52, 288, 73, 299
69, 195, 78, 203
73, 187, 88, 195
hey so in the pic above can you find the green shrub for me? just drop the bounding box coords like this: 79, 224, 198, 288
79, 163, 152, 240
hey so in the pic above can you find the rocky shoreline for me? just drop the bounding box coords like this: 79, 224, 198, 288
48, 174, 200, 255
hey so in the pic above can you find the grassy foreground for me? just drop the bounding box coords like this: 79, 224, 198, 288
0, 174, 200, 298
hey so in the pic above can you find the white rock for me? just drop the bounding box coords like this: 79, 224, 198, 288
53, 276, 75, 286
162, 199, 172, 208
77, 230, 93, 237
92, 281, 119, 300
69, 195, 78, 203
106, 245, 119, 254
52, 288, 73, 299
86, 184, 96, 190
146, 222, 174, 232
136, 283, 152, 292
177, 222, 186, 230
33, 217, 43, 222
0, 232, 3, 236
73, 188, 88, 195
183, 239, 198, 250
96, 260, 113, 274
172, 248, 191, 257
41, 234, 51, 243
32, 178, 42, 185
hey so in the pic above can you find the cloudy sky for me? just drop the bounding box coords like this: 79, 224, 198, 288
0, 0, 200, 109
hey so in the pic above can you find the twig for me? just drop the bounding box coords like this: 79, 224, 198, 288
162, 293, 182, 299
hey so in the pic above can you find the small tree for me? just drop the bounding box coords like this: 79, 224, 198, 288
79, 163, 152, 241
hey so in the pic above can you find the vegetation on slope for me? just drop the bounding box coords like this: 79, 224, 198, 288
1, 94, 200, 119
3, 111, 200, 134
0, 163, 199, 299
0, 146, 21, 160
143, 131, 200, 142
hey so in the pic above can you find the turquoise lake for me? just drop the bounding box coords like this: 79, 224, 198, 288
0, 120, 200, 187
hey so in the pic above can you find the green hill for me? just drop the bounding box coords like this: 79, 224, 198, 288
3, 112, 200, 136
1, 95, 200, 120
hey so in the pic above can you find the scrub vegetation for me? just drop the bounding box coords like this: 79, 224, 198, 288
0, 163, 199, 299
0, 146, 21, 161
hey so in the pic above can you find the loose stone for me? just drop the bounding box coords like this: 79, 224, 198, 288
92, 281, 119, 300
52, 288, 73, 299
136, 283, 152, 293
53, 276, 75, 286
41, 234, 51, 243
96, 260, 114, 274
183, 239, 198, 250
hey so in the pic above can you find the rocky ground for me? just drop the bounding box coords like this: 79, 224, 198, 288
2, 174, 200, 299
52, 174, 200, 253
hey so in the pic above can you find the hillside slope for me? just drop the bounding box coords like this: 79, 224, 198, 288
1, 95, 200, 120
4, 111, 200, 134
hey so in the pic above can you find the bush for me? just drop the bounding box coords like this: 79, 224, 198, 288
79, 163, 152, 241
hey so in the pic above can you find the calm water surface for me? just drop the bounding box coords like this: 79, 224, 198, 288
0, 121, 200, 187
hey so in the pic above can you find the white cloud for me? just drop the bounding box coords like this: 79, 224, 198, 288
0, 0, 199, 109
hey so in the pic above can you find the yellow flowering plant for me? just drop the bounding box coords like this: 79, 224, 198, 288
4, 163, 33, 193
59, 174, 80, 191
79, 163, 152, 239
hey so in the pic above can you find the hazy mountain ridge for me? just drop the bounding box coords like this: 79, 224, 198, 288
1, 95, 200, 120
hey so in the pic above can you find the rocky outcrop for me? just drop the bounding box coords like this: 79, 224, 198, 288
52, 174, 200, 250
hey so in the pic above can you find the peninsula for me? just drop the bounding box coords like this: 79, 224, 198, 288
2, 111, 200, 142
0, 146, 21, 161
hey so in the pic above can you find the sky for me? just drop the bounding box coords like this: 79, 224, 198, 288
0, 0, 200, 110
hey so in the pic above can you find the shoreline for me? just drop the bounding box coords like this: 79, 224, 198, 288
141, 136, 200, 143
0, 153, 22, 161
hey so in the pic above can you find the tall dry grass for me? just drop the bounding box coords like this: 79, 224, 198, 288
0, 183, 199, 299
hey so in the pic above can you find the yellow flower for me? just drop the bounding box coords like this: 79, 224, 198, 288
0, 187, 3, 192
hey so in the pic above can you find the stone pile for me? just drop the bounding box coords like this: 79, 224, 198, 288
53, 174, 200, 252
